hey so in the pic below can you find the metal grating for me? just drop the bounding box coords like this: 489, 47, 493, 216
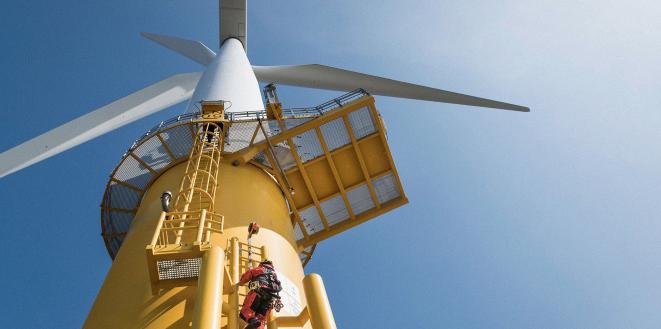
293, 129, 323, 162
374, 172, 400, 204
157, 258, 202, 280
106, 182, 141, 210
346, 183, 375, 215
299, 245, 316, 267
132, 136, 171, 171
272, 144, 297, 171
348, 106, 376, 139
319, 118, 350, 151
160, 125, 194, 159
294, 222, 304, 240
320, 194, 349, 226
253, 151, 270, 167
299, 207, 325, 235
113, 155, 153, 189
225, 121, 259, 153
105, 211, 133, 235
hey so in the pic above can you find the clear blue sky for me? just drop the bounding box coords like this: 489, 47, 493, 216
2, 1, 661, 328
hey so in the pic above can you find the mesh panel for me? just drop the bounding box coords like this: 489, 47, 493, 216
320, 194, 349, 226
225, 121, 260, 153
348, 106, 376, 139
299, 206, 325, 235
264, 120, 282, 138
113, 156, 153, 189
253, 151, 272, 168
107, 211, 133, 235
133, 136, 172, 171
294, 222, 304, 240
273, 144, 296, 170
161, 125, 194, 159
299, 245, 314, 264
104, 212, 133, 257
284, 117, 314, 130
294, 130, 323, 162
346, 183, 376, 215
109, 236, 124, 255
157, 258, 202, 280
374, 172, 400, 203
320, 118, 350, 151
107, 182, 141, 210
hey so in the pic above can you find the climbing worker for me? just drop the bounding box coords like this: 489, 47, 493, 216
238, 260, 284, 329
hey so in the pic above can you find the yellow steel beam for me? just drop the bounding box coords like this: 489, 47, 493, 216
248, 122, 261, 146
192, 246, 225, 329
277, 127, 330, 230
342, 115, 381, 209
368, 102, 407, 198
315, 127, 355, 220
275, 307, 310, 327
228, 238, 240, 329
303, 274, 337, 329
283, 133, 380, 180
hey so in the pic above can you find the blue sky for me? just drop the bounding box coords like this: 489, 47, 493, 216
2, 1, 661, 328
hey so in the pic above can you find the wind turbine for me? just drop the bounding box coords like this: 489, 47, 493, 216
0, 1, 528, 328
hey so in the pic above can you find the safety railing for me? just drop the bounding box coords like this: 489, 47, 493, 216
148, 210, 225, 249
227, 88, 369, 120
123, 89, 370, 153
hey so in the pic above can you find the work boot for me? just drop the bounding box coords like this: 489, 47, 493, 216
244, 317, 261, 329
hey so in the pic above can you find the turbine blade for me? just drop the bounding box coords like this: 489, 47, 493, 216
252, 64, 529, 112
141, 32, 216, 66
0, 72, 202, 179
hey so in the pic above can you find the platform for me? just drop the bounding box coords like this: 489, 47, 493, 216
101, 89, 407, 266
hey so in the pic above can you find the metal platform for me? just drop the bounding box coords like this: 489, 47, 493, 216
101, 89, 407, 265
145, 210, 224, 293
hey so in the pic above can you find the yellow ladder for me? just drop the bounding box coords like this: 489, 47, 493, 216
145, 103, 227, 294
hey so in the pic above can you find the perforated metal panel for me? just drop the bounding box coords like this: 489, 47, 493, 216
157, 258, 202, 280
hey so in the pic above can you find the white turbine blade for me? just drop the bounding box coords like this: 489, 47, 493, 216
0, 72, 202, 179
141, 32, 216, 66
253, 64, 529, 112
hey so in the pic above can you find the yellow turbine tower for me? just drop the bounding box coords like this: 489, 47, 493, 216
87, 87, 409, 328
0, 2, 529, 328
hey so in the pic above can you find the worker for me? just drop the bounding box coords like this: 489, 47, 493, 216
238, 260, 284, 329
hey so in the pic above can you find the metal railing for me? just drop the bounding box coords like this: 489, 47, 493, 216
124, 89, 370, 153
228, 89, 369, 121
149, 210, 224, 249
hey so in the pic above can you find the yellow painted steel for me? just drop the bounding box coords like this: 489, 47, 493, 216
91, 91, 409, 328
192, 245, 225, 329
228, 237, 240, 329
85, 161, 312, 328
303, 274, 337, 329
